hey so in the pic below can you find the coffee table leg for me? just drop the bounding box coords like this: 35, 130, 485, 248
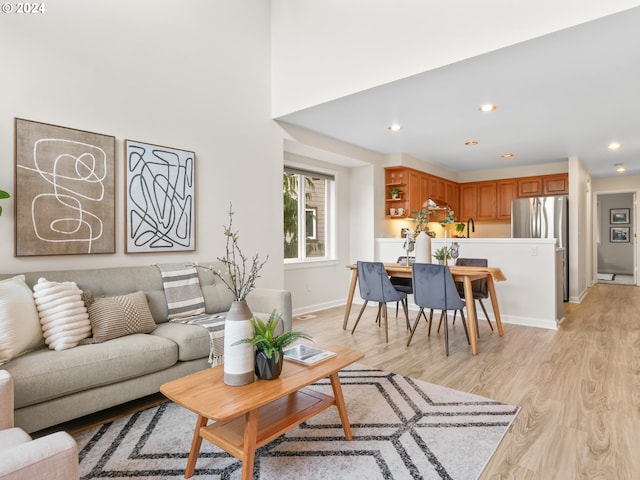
185, 415, 208, 478
242, 409, 259, 480
329, 372, 353, 440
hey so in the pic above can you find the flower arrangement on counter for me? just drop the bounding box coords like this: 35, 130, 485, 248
411, 201, 456, 236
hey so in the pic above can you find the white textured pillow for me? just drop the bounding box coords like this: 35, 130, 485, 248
0, 275, 44, 365
33, 278, 91, 351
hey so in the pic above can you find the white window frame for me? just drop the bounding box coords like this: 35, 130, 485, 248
284, 165, 336, 264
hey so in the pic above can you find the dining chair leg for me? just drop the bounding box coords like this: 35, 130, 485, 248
442, 311, 449, 356
382, 303, 389, 343
474, 301, 480, 339
406, 308, 424, 346
351, 301, 369, 334
459, 309, 470, 345
401, 298, 410, 330
427, 309, 434, 337
478, 299, 494, 331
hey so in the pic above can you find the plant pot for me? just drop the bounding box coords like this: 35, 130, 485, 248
255, 349, 284, 380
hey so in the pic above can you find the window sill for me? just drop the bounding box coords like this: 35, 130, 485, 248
284, 258, 338, 270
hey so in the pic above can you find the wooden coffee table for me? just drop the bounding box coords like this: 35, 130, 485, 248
160, 344, 364, 480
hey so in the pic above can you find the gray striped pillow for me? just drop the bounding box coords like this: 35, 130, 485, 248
83, 291, 156, 343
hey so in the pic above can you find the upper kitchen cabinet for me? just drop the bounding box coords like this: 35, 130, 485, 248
517, 176, 543, 197
384, 167, 458, 218
477, 181, 497, 221
517, 173, 568, 197
384, 166, 410, 218
496, 179, 516, 221
459, 183, 478, 220
543, 174, 569, 195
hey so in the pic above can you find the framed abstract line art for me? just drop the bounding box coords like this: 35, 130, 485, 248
610, 208, 629, 224
124, 140, 196, 253
610, 226, 630, 243
14, 118, 116, 256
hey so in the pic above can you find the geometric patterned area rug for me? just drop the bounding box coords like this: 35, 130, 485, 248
75, 365, 519, 480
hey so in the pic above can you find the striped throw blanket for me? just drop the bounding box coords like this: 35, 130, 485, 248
156, 263, 205, 319
156, 263, 225, 365
168, 312, 226, 365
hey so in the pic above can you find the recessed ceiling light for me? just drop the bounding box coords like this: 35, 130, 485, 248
501, 153, 515, 159
464, 140, 478, 146
387, 123, 403, 132
614, 163, 627, 173
479, 104, 497, 113
608, 142, 623, 150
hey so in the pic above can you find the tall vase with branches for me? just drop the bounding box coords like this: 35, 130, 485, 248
212, 204, 269, 386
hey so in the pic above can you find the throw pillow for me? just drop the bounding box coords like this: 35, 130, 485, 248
0, 275, 44, 365
32, 278, 91, 351
83, 290, 156, 343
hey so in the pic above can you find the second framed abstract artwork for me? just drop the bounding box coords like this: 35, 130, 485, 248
124, 140, 196, 253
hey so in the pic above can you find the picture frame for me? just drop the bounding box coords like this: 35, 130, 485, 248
610, 208, 629, 224
610, 226, 630, 243
14, 118, 116, 256
124, 140, 196, 253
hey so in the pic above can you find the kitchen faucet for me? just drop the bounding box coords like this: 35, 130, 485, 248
466, 217, 475, 238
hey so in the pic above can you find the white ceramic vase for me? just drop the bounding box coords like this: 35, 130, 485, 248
414, 231, 431, 264
223, 300, 255, 386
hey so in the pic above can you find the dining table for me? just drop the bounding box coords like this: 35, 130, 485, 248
343, 263, 507, 355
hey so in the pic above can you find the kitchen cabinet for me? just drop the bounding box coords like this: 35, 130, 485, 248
459, 183, 477, 220
517, 176, 543, 197
385, 167, 458, 218
477, 181, 497, 221
385, 166, 566, 221
385, 167, 410, 218
496, 179, 516, 221
543, 174, 569, 195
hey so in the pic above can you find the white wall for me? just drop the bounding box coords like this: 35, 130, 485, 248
0, 1, 284, 288
271, 0, 640, 116
568, 156, 592, 302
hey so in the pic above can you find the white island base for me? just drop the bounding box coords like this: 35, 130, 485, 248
375, 237, 564, 330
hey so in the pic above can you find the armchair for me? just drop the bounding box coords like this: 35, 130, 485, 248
0, 370, 79, 480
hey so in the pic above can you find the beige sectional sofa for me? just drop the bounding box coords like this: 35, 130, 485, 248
0, 262, 292, 434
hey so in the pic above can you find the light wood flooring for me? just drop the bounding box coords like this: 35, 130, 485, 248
45, 283, 638, 479
296, 283, 640, 480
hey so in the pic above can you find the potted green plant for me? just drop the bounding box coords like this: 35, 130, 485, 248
433, 246, 450, 264
233, 311, 313, 380
389, 187, 402, 199
0, 190, 9, 216
455, 222, 466, 237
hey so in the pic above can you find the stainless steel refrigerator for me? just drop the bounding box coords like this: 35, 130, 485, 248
511, 195, 569, 301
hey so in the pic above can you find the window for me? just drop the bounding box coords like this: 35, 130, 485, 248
283, 166, 334, 261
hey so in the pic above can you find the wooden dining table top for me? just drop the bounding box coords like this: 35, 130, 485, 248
347, 263, 507, 282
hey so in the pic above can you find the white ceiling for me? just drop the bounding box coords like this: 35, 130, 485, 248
276, 7, 640, 179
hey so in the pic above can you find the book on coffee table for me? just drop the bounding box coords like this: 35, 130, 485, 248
283, 344, 336, 366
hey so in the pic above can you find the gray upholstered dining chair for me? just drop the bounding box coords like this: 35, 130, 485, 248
450, 257, 493, 336
407, 263, 470, 355
351, 261, 409, 343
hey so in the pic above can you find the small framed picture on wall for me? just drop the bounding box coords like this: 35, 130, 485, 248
610, 226, 630, 243
610, 208, 630, 224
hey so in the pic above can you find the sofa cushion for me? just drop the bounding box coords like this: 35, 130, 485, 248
0, 276, 44, 366
151, 322, 211, 361
32, 278, 91, 351
3, 334, 178, 408
83, 291, 156, 343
